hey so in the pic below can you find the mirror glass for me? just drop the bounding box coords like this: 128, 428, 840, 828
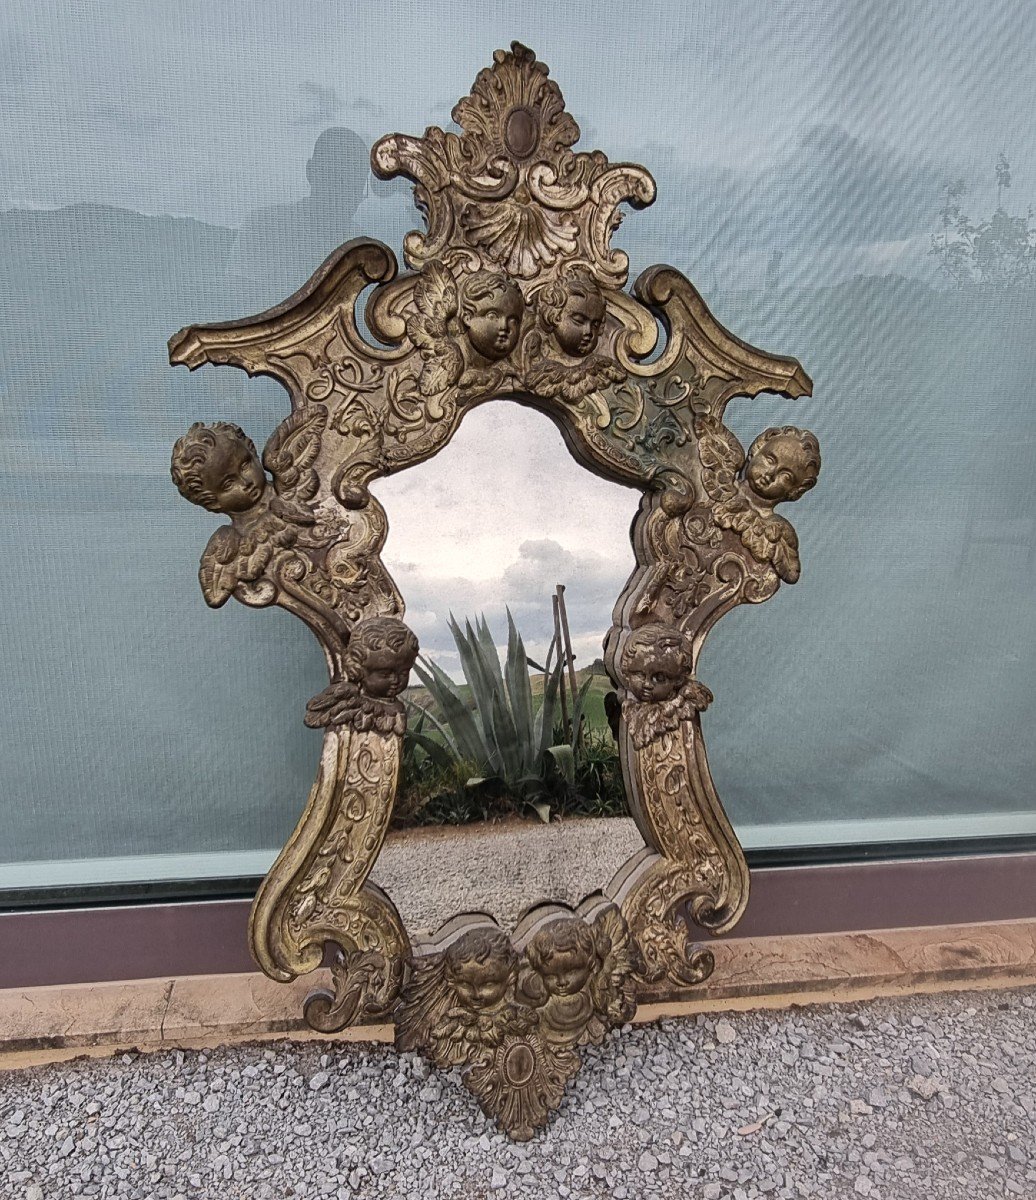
369, 401, 644, 931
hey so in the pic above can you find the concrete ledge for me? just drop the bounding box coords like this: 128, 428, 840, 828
5, 844, 1034, 991
2, 918, 1033, 1070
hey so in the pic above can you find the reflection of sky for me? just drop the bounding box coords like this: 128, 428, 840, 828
4, 1, 1035, 229
372, 402, 639, 678
1, 1, 1036, 868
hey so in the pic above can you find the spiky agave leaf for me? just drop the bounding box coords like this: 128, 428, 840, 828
448, 615, 508, 774
503, 608, 535, 762
473, 615, 525, 780
411, 655, 488, 769
567, 676, 594, 751
407, 612, 588, 807
534, 654, 564, 763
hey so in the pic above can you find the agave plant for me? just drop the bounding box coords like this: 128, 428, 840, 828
406, 610, 590, 818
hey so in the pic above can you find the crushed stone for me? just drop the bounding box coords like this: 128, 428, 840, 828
0, 988, 1033, 1198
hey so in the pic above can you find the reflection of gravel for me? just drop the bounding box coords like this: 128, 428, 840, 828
373, 817, 644, 935
2, 988, 1033, 1199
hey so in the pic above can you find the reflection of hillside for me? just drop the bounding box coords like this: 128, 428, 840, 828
712, 272, 1036, 509
0, 203, 239, 446
0, 203, 236, 334
2, 254, 1035, 855
696, 271, 1036, 829
0, 128, 402, 456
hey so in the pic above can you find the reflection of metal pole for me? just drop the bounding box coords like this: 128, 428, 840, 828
552, 594, 570, 741
556, 584, 582, 751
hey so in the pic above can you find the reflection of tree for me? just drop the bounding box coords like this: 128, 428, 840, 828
930, 154, 1036, 289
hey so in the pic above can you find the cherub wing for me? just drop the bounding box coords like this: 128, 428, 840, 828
587, 906, 639, 1039
198, 525, 242, 608
715, 500, 802, 584
694, 416, 745, 502
412, 260, 457, 333
267, 495, 317, 527
395, 953, 463, 1066
768, 515, 801, 583
406, 263, 463, 395
262, 406, 327, 503
529, 356, 625, 405
416, 343, 464, 397
304, 678, 362, 729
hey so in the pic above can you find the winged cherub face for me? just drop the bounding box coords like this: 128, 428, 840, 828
203, 437, 267, 513
344, 617, 419, 701
542, 945, 594, 996
446, 932, 516, 1010
171, 423, 267, 514
460, 278, 524, 360
625, 652, 682, 703
621, 625, 692, 704
530, 923, 598, 997
553, 287, 606, 357
359, 647, 413, 700
745, 431, 819, 505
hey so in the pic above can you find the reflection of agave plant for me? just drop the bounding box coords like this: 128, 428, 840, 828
460, 199, 578, 279
407, 610, 588, 817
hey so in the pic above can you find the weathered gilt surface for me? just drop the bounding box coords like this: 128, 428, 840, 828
169, 42, 821, 1138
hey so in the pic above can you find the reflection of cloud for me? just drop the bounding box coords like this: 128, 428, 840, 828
344, 96, 382, 119
765, 124, 944, 247
393, 539, 628, 681
390, 538, 627, 657
375, 405, 637, 679
296, 80, 339, 126
502, 539, 623, 607
623, 123, 948, 289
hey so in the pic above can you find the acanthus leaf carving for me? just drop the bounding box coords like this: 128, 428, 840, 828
372, 42, 654, 288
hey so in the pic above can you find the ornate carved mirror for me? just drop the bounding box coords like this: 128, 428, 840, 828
169, 42, 820, 1140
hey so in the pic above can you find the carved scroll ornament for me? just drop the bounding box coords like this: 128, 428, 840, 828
169, 43, 820, 1139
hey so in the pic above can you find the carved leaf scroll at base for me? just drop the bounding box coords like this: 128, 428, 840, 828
168, 42, 821, 1139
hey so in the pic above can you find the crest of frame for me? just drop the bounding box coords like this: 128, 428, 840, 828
167, 42, 821, 1140
375, 41, 654, 284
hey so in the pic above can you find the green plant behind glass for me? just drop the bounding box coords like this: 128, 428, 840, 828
405, 609, 592, 820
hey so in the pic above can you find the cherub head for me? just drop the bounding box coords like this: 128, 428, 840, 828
343, 616, 419, 700
538, 268, 606, 357
456, 270, 524, 360
444, 927, 518, 1011
620, 622, 693, 705
526, 919, 599, 997
171, 422, 266, 514
745, 426, 820, 505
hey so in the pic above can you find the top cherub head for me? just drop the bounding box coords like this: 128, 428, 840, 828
457, 270, 525, 361
538, 269, 606, 358
745, 426, 821, 505
170, 422, 266, 514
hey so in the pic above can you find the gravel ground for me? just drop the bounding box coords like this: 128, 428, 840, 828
0, 987, 1033, 1200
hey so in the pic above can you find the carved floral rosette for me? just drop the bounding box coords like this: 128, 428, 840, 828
167, 42, 821, 1139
